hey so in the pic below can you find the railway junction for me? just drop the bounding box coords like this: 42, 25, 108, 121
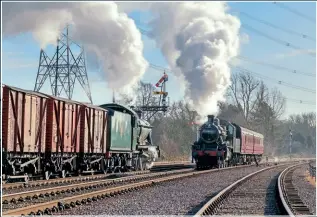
2, 158, 315, 216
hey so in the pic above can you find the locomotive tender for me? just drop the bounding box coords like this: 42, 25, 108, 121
192, 115, 264, 169
2, 85, 159, 181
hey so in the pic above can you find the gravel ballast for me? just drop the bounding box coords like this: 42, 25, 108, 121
292, 163, 316, 215
215, 166, 288, 215
59, 165, 273, 215
2, 169, 193, 211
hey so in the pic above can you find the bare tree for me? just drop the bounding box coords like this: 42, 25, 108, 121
250, 82, 286, 155
151, 101, 198, 159
229, 72, 260, 126
117, 81, 163, 121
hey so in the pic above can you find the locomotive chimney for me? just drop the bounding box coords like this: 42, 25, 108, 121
207, 115, 214, 123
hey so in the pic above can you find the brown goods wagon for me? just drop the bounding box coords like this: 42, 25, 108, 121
2, 85, 48, 154
45, 95, 82, 153
80, 104, 109, 154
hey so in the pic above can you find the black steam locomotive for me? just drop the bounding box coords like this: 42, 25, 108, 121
192, 115, 230, 169
192, 115, 264, 169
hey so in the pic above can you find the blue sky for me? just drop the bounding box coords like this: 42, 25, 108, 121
2, 2, 316, 118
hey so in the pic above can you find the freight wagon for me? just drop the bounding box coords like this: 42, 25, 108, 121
192, 115, 264, 169
2, 85, 160, 181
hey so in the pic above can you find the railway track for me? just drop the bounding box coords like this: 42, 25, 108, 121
195, 161, 308, 215
2, 161, 194, 191
3, 164, 254, 216
2, 168, 195, 208
278, 164, 313, 216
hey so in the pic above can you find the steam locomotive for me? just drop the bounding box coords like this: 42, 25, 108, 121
192, 115, 264, 169
2, 85, 160, 181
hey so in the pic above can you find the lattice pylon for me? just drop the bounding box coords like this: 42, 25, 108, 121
34, 25, 92, 103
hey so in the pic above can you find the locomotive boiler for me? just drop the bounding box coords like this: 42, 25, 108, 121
192, 115, 264, 169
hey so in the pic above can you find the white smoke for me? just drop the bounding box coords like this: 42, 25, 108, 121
2, 2, 148, 92
149, 2, 241, 117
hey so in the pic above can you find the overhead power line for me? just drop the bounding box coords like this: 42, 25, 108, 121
273, 2, 316, 24
149, 63, 173, 74
232, 10, 315, 42
138, 27, 316, 104
230, 65, 316, 94
149, 62, 316, 105
241, 24, 316, 58
138, 24, 315, 59
284, 97, 315, 106
236, 56, 315, 77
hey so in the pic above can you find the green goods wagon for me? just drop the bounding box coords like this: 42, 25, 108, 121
109, 111, 132, 151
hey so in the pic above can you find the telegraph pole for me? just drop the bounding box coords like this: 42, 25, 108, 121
289, 129, 293, 160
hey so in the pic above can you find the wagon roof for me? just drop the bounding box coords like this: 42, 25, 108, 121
45, 94, 84, 105
3, 84, 50, 98
240, 126, 264, 138
81, 102, 109, 111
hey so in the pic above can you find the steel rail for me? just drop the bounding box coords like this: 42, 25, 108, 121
194, 161, 304, 216
2, 168, 194, 204
278, 163, 312, 216
2, 161, 194, 190
2, 170, 149, 191
3, 164, 256, 216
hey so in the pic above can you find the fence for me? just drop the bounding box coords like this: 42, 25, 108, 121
308, 161, 316, 179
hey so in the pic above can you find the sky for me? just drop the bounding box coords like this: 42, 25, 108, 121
1, 2, 316, 118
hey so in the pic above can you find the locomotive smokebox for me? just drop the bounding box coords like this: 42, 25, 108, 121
207, 115, 215, 123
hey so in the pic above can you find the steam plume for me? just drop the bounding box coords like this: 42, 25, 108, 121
2, 2, 148, 91
148, 2, 241, 118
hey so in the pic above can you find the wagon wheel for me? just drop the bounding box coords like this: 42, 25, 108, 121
60, 170, 66, 178
101, 159, 108, 174
44, 171, 51, 180
24, 173, 30, 183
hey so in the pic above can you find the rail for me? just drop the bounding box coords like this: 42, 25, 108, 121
194, 160, 311, 216
277, 163, 312, 216
194, 163, 292, 216
3, 164, 254, 216
2, 161, 194, 190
